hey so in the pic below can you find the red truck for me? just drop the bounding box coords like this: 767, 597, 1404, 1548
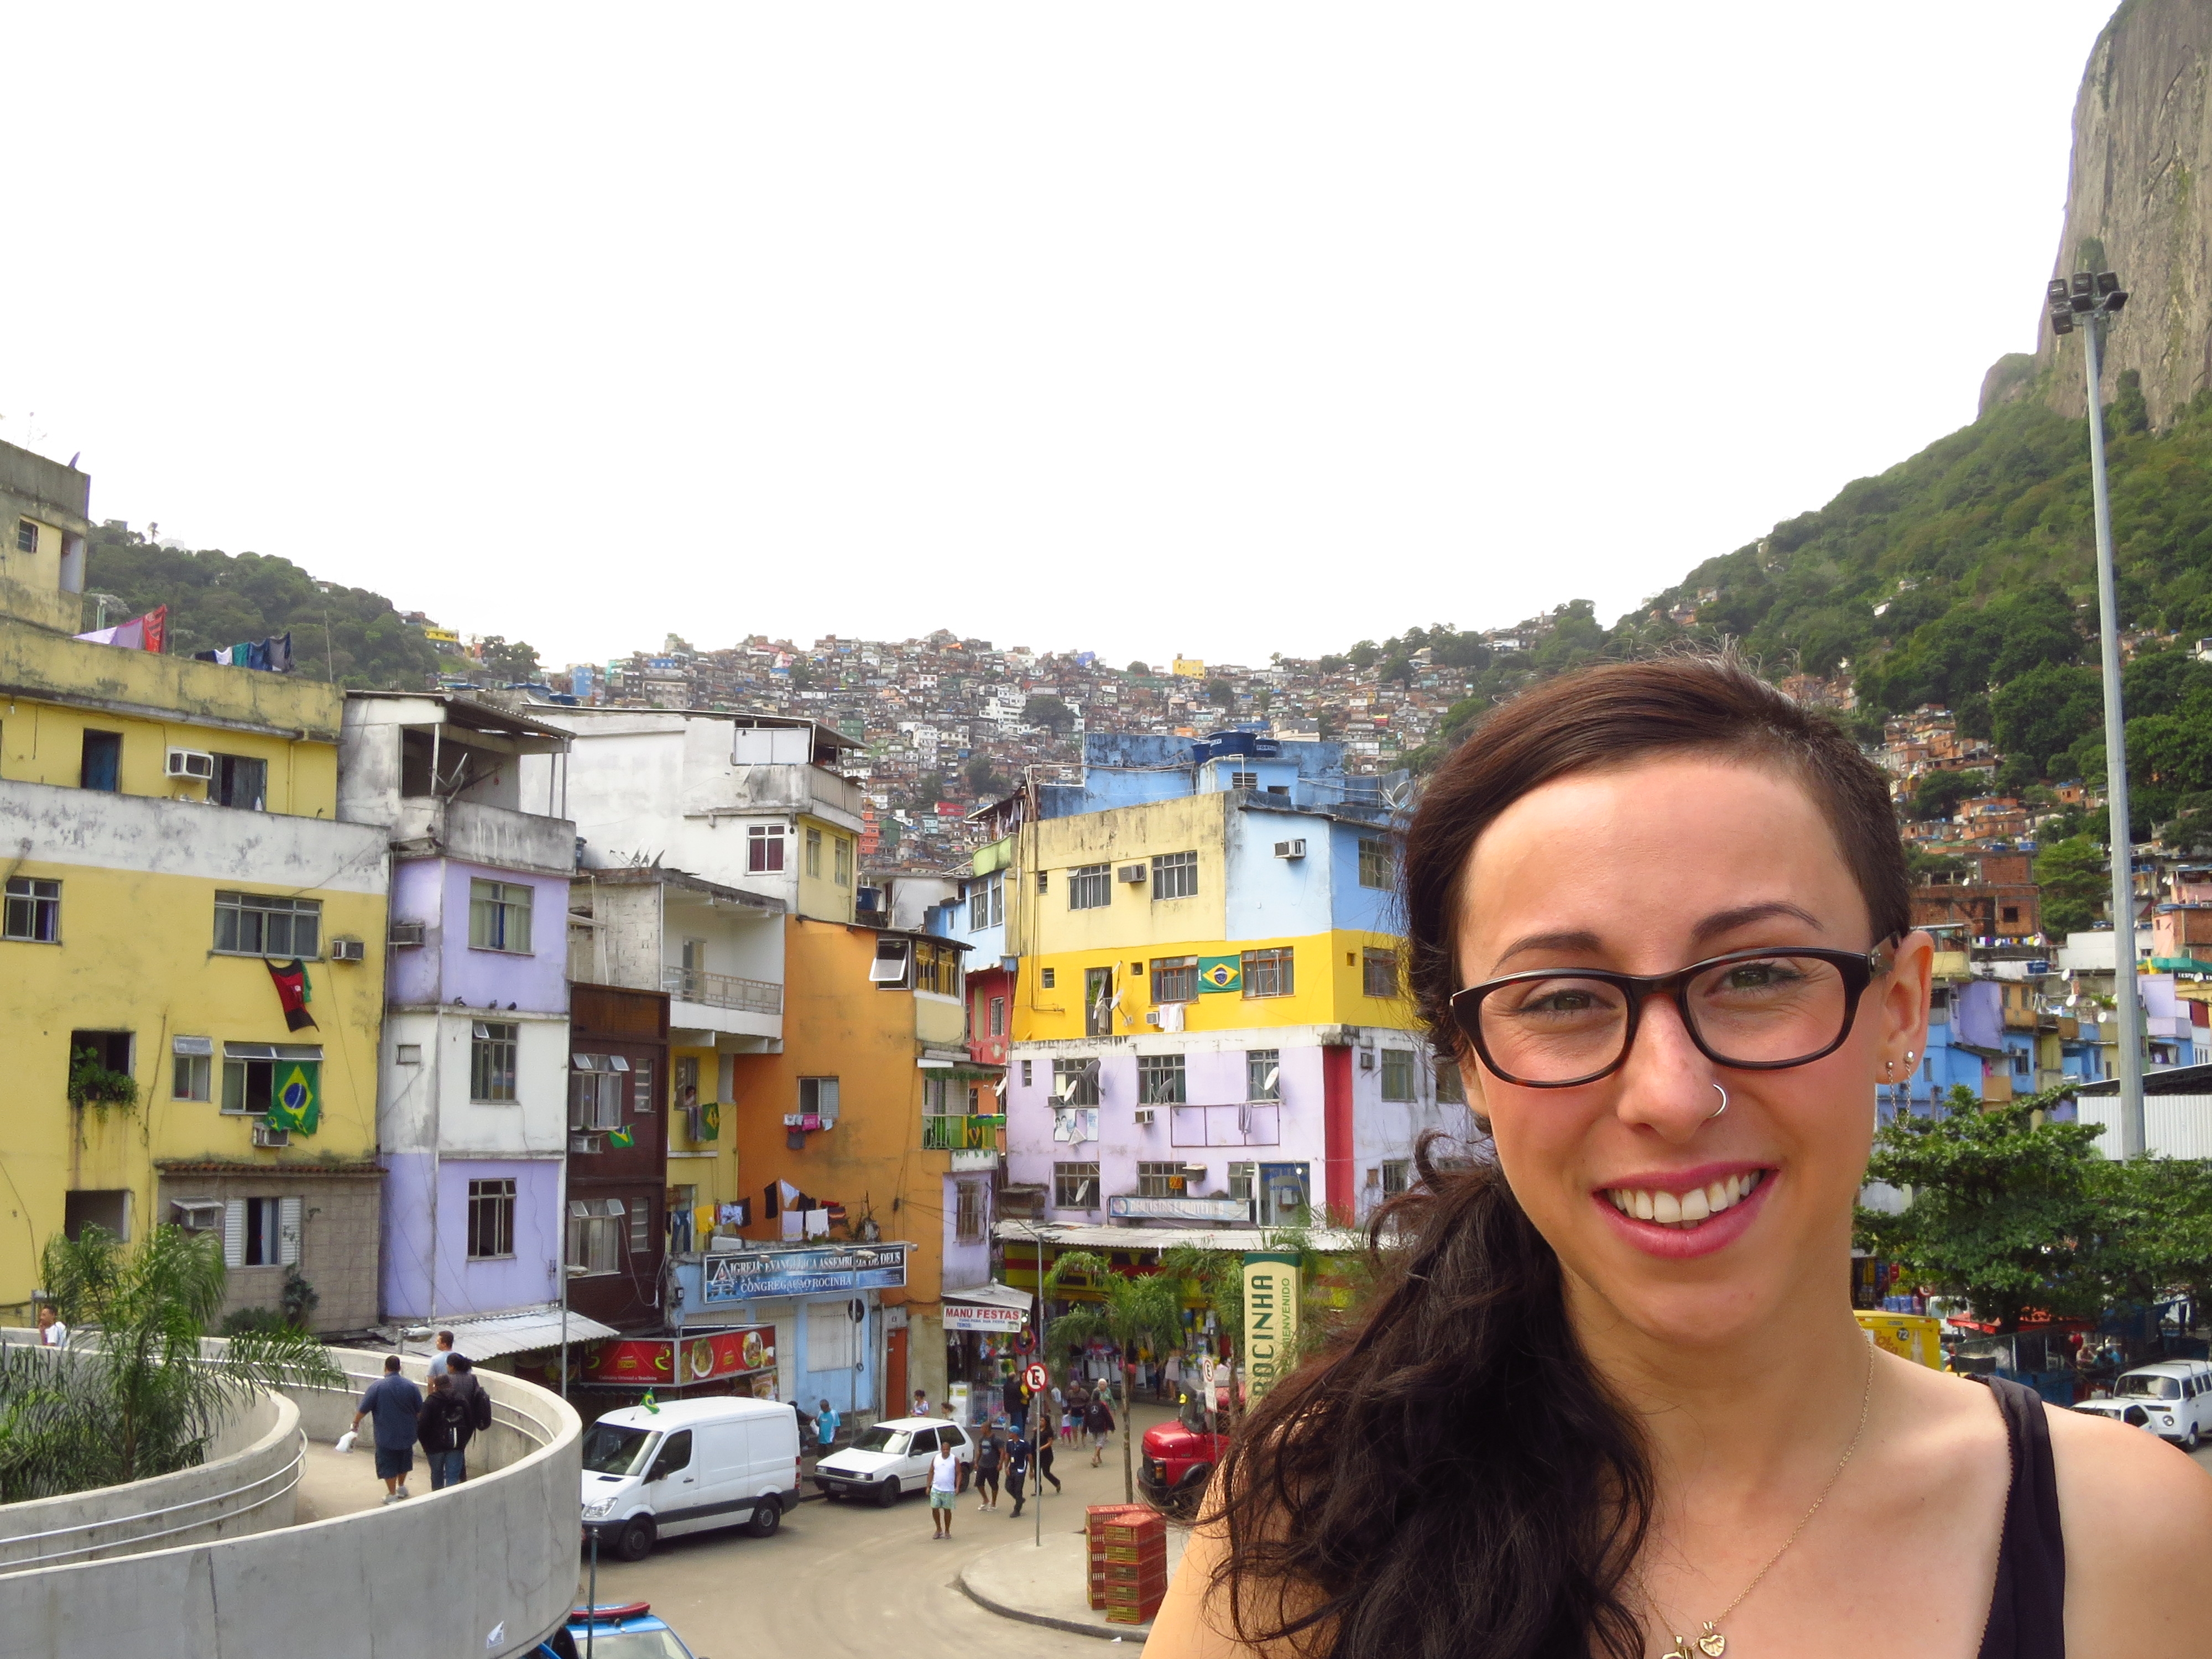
1140, 1390, 1231, 1514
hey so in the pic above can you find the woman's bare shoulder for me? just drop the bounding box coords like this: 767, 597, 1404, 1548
2044, 1399, 2212, 1656
1146, 1516, 1328, 1659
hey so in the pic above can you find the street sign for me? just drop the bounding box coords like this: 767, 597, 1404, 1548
1024, 1362, 1048, 1392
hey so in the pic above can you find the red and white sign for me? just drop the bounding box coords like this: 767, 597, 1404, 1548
581, 1327, 777, 1387
1024, 1362, 1048, 1392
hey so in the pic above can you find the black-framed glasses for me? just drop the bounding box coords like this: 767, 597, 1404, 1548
1447, 945, 1890, 1089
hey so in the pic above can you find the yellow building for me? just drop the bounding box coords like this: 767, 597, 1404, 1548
0, 444, 388, 1331
1170, 655, 1206, 679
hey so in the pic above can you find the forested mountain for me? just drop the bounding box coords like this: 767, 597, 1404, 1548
82, 524, 447, 690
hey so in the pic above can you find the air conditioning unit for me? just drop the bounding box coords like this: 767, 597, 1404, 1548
1133, 1108, 1156, 1126
1117, 864, 1147, 884
165, 749, 216, 780
1273, 838, 1307, 860
1359, 1050, 1376, 1070
1144, 1010, 1162, 1028
252, 1124, 290, 1149
389, 920, 427, 948
570, 1134, 602, 1155
328, 937, 366, 963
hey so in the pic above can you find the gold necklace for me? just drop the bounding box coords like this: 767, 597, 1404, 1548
1655, 1343, 1876, 1659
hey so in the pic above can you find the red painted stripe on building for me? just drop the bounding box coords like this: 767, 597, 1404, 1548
1323, 1042, 1355, 1226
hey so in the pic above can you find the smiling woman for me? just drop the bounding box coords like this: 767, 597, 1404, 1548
1147, 656, 2212, 1659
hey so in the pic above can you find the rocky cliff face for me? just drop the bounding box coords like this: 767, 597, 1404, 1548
2037, 0, 2212, 425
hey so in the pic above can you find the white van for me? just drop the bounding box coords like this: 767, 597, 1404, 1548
580, 1397, 801, 1560
2109, 1359, 2212, 1449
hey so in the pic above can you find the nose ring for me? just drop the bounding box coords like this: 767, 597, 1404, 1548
1709, 1083, 1728, 1119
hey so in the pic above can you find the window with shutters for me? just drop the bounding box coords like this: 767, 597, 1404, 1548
223, 1196, 300, 1267
628, 1194, 653, 1254
807, 1299, 858, 1370
471, 1022, 518, 1102
955, 1181, 985, 1244
468, 1179, 516, 1259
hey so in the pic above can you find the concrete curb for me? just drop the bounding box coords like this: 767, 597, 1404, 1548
956, 1537, 1157, 1642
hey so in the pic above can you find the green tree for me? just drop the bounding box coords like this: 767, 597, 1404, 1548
1021, 693, 1076, 735
1042, 1250, 1186, 1503
2034, 836, 2107, 936
1856, 1087, 2107, 1332
1125, 660, 1150, 676
962, 755, 1011, 797
1205, 679, 1235, 708
1909, 768, 1992, 822
2084, 1156, 2212, 1333
1991, 663, 2101, 778
37, 1225, 340, 1486
473, 635, 541, 681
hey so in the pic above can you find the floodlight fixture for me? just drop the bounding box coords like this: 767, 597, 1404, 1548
2072, 271, 2096, 297
2050, 307, 2076, 336
2047, 278, 2072, 304
2097, 271, 2120, 295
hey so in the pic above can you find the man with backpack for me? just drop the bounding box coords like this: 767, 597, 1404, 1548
416, 1372, 475, 1490
445, 1354, 493, 1473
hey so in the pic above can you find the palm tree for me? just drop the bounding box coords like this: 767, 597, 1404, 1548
40, 1224, 341, 1485
1041, 1249, 1185, 1503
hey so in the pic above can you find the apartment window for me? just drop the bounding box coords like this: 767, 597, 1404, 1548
221, 1042, 321, 1115
1021, 1059, 1034, 1087
1436, 1059, 1467, 1104
13, 519, 35, 554
834, 836, 852, 888
925, 1073, 953, 1115
800, 1076, 841, 1125
1040, 967, 1056, 990
969, 873, 1003, 931
1381, 1049, 1416, 1102
1052, 1058, 1099, 1107
629, 1194, 653, 1254
212, 754, 267, 811
1227, 1163, 1256, 1203
955, 1181, 985, 1245
1152, 957, 1198, 1003
1152, 850, 1198, 900
1362, 947, 1398, 999
471, 1021, 519, 1102
1358, 838, 1393, 890
990, 996, 1006, 1036
80, 731, 121, 793
1138, 1052, 1186, 1105
468, 1178, 517, 1259
1069, 864, 1112, 910
172, 1036, 212, 1102
1138, 1161, 1188, 1198
1085, 966, 1114, 1036
469, 879, 534, 954
214, 891, 322, 958
3, 876, 59, 943
223, 1197, 301, 1269
1247, 1049, 1281, 1102
1243, 947, 1295, 999
569, 1055, 627, 1131
805, 827, 823, 878
2002, 905, 2021, 924
1229, 771, 1258, 790
631, 1058, 655, 1114
748, 824, 786, 873
1053, 1162, 1101, 1209
914, 940, 948, 995
1036, 870, 1049, 894
567, 1198, 624, 1275
1381, 1159, 1412, 1198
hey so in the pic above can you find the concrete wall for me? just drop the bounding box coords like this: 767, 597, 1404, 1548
0, 1347, 300, 1570
0, 1349, 582, 1659
388, 856, 572, 1010
379, 1152, 562, 1321
154, 1168, 383, 1336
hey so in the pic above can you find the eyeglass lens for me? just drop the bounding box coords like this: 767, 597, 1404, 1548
1470, 954, 1851, 1083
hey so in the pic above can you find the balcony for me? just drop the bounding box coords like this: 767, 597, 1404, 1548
663, 965, 782, 1015
390, 796, 576, 876
922, 1114, 1003, 1151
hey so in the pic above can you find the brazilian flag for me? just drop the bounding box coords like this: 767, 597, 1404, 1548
265, 1061, 321, 1136
700, 1101, 722, 1140
608, 1123, 636, 1150
1197, 956, 1242, 994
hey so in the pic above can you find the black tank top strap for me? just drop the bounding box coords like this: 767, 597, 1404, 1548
1972, 1374, 2065, 1659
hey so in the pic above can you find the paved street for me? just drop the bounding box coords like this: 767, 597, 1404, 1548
575, 1405, 1179, 1656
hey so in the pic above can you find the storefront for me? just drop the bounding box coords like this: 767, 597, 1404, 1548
942, 1282, 1034, 1427
578, 1328, 780, 1397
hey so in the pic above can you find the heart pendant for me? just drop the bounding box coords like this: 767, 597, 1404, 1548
1698, 1626, 1727, 1657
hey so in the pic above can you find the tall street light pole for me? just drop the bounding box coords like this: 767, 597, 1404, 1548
2049, 269, 2142, 1156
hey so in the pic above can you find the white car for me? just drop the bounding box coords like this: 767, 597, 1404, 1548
2105, 1360, 2212, 1449
813, 1416, 974, 1506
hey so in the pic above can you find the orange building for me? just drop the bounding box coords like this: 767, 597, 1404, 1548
728, 916, 990, 1412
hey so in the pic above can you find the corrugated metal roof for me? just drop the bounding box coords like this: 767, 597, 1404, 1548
991, 1222, 1365, 1254
943, 1281, 1034, 1310
399, 1306, 621, 1361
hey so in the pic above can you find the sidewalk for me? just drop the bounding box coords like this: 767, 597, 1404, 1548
958, 1527, 1188, 1642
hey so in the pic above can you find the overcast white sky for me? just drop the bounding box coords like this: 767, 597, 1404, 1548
5, 4, 2119, 670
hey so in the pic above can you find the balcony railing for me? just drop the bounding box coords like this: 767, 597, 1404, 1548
662, 966, 783, 1015
922, 1115, 1001, 1151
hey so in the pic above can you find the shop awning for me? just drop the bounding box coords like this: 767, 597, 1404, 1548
992, 1222, 1366, 1254
398, 1306, 620, 1362
944, 1281, 1034, 1312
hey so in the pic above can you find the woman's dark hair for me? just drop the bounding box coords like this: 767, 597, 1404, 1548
1203, 657, 1910, 1658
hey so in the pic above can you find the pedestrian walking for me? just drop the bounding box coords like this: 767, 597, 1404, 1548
973, 1428, 1001, 1511
1037, 1431, 1061, 1494
790, 1399, 815, 1444
427, 1329, 456, 1381
928, 1434, 961, 1538
912, 1387, 932, 1418
416, 1373, 472, 1491
815, 1399, 840, 1454
1086, 1395, 1115, 1466
1061, 1381, 1084, 1445
1004, 1432, 1031, 1519
446, 1353, 493, 1449
351, 1354, 423, 1504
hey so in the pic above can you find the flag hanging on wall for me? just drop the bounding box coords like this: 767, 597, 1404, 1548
265, 958, 318, 1030
608, 1123, 636, 1150
1197, 956, 1242, 994
265, 1061, 321, 1136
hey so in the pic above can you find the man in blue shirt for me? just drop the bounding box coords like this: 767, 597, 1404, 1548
352, 1355, 424, 1504
816, 1399, 840, 1452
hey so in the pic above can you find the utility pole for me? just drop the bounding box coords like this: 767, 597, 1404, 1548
2048, 270, 2142, 1155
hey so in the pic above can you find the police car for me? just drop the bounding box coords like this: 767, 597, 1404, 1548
535, 1603, 700, 1659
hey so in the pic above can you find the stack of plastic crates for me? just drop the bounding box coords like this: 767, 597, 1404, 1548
1086, 1504, 1168, 1624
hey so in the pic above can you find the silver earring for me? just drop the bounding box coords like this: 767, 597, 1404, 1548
1709, 1083, 1728, 1119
